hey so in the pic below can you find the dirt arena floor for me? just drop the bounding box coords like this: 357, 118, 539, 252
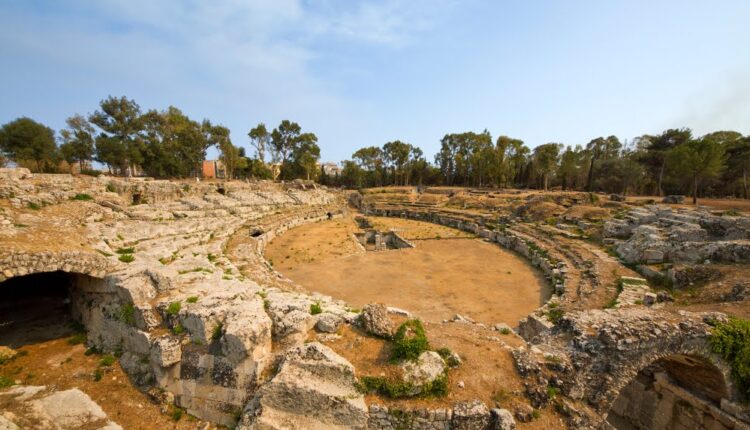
265, 215, 550, 326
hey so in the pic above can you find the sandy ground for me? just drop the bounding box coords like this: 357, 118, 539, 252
265, 216, 550, 326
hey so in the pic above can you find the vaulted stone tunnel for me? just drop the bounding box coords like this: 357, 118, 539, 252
606, 354, 734, 429
0, 271, 104, 348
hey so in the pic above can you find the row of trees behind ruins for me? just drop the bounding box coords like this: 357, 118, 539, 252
0, 96, 321, 181
1, 96, 749, 201
337, 130, 749, 202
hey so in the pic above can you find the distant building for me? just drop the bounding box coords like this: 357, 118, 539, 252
202, 160, 226, 179
321, 162, 342, 177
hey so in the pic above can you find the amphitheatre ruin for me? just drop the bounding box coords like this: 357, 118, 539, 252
0, 167, 748, 430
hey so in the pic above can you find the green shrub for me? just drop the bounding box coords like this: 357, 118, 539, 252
116, 247, 135, 254
186, 296, 199, 304
106, 183, 116, 192
547, 308, 565, 324
71, 193, 93, 201
166, 301, 181, 316
310, 302, 323, 315
100, 354, 116, 366
604, 298, 618, 309
0, 375, 13, 388
546, 386, 560, 400
710, 317, 750, 400
500, 327, 512, 335
391, 320, 430, 362
27, 202, 41, 210
93, 369, 103, 381
118, 254, 134, 263
170, 406, 184, 421
171, 324, 185, 335
356, 374, 448, 399
436, 347, 461, 367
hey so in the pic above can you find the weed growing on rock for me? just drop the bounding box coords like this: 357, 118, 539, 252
171, 324, 185, 335
211, 323, 223, 341
391, 319, 430, 362
118, 254, 134, 263
71, 193, 93, 201
118, 304, 136, 326
93, 369, 103, 381
710, 317, 750, 400
0, 375, 13, 388
166, 301, 181, 316
116, 247, 135, 254
106, 183, 116, 192
27, 202, 41, 210
67, 333, 86, 345
547, 308, 565, 324
310, 302, 323, 315
100, 355, 116, 366
186, 296, 199, 304
436, 347, 461, 367
356, 374, 448, 399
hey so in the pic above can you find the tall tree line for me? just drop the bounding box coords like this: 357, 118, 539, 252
0, 96, 320, 181
337, 128, 750, 203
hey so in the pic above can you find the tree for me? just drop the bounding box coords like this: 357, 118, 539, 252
0, 117, 58, 172
248, 123, 270, 162
532, 143, 561, 190
340, 160, 364, 188
724, 137, 750, 199
290, 133, 320, 180
585, 135, 621, 191
495, 136, 524, 187
353, 146, 385, 186
558, 146, 581, 190
140, 107, 208, 178
203, 121, 237, 179
640, 128, 692, 196
90, 96, 144, 176
271, 120, 304, 179
383, 140, 413, 185
59, 114, 95, 172
668, 137, 725, 204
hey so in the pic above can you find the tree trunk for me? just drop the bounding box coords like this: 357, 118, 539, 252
692, 176, 698, 205
543, 174, 548, 191
586, 157, 595, 191
743, 169, 748, 200
657, 161, 665, 197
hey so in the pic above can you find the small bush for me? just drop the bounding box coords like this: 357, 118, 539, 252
391, 320, 430, 362
170, 406, 184, 422
93, 369, 103, 381
710, 317, 750, 400
546, 386, 560, 400
171, 324, 185, 335
186, 296, 199, 304
118, 254, 134, 263
547, 308, 565, 324
106, 183, 116, 192
604, 298, 618, 309
310, 302, 323, 315
436, 347, 461, 367
72, 193, 93, 201
500, 327, 512, 335
27, 202, 41, 210
166, 301, 181, 316
116, 247, 135, 254
357, 374, 448, 399
100, 354, 116, 367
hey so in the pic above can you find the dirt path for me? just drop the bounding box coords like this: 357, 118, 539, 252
265, 216, 550, 326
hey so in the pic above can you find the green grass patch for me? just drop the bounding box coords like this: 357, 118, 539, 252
436, 347, 461, 367
118, 304, 136, 326
391, 320, 430, 362
93, 369, 103, 381
166, 301, 181, 316
27, 202, 41, 210
67, 333, 86, 345
71, 193, 93, 201
171, 324, 185, 335
0, 375, 13, 388
547, 308, 565, 324
118, 254, 134, 263
186, 296, 199, 304
356, 374, 448, 399
310, 302, 323, 315
710, 317, 750, 401
100, 354, 116, 367
106, 183, 116, 192
211, 323, 223, 341
116, 247, 135, 254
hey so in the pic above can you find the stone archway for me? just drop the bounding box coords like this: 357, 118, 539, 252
0, 271, 105, 348
605, 353, 733, 429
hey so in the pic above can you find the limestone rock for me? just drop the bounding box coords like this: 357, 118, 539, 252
0, 416, 19, 430
491, 408, 516, 430
453, 400, 491, 430
662, 195, 684, 204
359, 303, 394, 338
400, 351, 447, 395
315, 312, 342, 333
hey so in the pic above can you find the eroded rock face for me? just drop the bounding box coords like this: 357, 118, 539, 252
359, 303, 395, 338
238, 343, 367, 430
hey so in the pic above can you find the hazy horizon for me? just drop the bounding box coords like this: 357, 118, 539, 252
2, 1, 750, 163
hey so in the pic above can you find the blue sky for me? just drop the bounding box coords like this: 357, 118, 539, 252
2, 1, 749, 162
